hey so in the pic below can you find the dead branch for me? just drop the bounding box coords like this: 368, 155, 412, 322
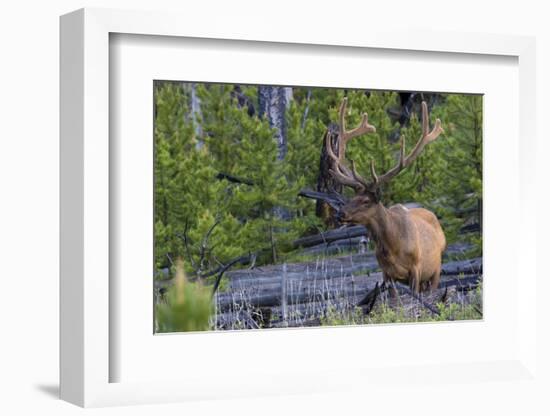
393, 281, 440, 315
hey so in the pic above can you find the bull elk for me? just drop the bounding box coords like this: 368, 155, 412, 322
327, 98, 446, 294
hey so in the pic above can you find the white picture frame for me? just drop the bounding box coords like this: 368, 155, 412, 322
60, 7, 538, 408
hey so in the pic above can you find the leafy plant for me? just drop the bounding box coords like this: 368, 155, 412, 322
155, 259, 214, 333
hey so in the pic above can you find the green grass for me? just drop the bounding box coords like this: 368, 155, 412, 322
320, 283, 483, 326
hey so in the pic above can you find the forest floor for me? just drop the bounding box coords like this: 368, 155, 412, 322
212, 241, 483, 330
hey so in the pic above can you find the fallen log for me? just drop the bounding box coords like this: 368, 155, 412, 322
216, 282, 375, 313
214, 272, 481, 328
293, 225, 368, 248
216, 272, 480, 313
460, 222, 480, 234
441, 257, 482, 275
230, 272, 379, 293
443, 242, 474, 259
439, 275, 481, 290
228, 258, 379, 287
156, 255, 482, 297
227, 256, 481, 285
157, 259, 481, 299
300, 237, 367, 256
298, 188, 346, 210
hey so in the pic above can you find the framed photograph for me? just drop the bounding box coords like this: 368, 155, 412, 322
60, 7, 538, 408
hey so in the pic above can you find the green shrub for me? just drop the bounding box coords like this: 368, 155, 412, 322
155, 260, 214, 332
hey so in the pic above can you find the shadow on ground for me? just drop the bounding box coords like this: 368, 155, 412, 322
35, 384, 59, 399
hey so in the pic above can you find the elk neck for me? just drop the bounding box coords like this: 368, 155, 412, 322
363, 203, 399, 255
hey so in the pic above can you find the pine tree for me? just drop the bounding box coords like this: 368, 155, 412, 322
154, 83, 313, 268
431, 94, 483, 253
284, 91, 327, 232
154, 81, 227, 272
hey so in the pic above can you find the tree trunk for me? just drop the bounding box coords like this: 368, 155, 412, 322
316, 123, 343, 226
258, 86, 292, 161
258, 86, 293, 222
190, 83, 203, 149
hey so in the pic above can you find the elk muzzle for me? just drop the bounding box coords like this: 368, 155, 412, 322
335, 208, 353, 224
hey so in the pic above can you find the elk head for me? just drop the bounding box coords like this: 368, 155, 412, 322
327, 98, 444, 224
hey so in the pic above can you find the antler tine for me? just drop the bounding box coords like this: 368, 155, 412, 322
329, 168, 365, 191
375, 101, 443, 185
325, 129, 362, 183
398, 135, 406, 168
425, 118, 443, 142
343, 113, 376, 142
367, 136, 405, 186
327, 97, 377, 193
338, 97, 376, 142
421, 100, 430, 137
338, 97, 348, 141
370, 160, 379, 185
420, 101, 443, 142
325, 130, 347, 174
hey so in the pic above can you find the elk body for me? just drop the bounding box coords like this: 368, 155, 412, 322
327, 98, 446, 294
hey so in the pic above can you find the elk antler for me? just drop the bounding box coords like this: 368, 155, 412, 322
325, 97, 376, 192
327, 99, 443, 194
371, 101, 443, 186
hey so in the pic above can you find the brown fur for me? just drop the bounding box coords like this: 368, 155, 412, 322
340, 196, 446, 293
